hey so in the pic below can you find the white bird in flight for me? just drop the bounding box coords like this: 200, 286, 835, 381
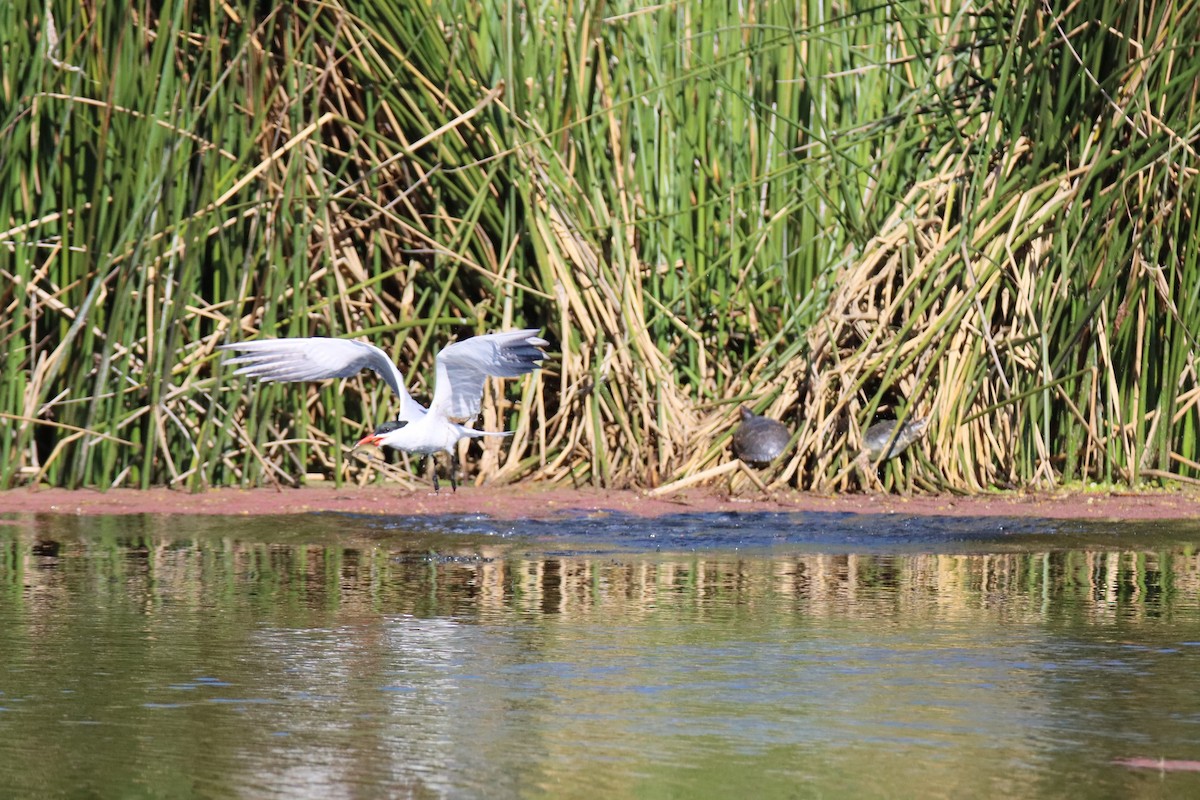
220, 329, 548, 492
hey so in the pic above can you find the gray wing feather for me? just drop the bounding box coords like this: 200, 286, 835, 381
219, 337, 421, 419
429, 329, 548, 422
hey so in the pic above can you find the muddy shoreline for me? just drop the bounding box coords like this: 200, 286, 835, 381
3, 483, 1200, 521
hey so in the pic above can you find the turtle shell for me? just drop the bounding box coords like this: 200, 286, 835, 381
732, 407, 791, 467
863, 418, 928, 461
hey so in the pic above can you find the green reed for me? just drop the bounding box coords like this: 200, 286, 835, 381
1, 1, 1197, 492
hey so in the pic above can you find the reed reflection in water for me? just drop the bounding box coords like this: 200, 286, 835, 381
1, 511, 1199, 799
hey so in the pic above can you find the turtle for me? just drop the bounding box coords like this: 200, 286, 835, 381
862, 417, 928, 462
732, 407, 791, 467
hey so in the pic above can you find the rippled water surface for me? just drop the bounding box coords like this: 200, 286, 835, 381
3, 510, 1200, 798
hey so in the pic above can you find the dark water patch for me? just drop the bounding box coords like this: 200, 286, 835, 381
350, 509, 1200, 556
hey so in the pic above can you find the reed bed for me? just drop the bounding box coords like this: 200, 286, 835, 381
1, 1, 1197, 493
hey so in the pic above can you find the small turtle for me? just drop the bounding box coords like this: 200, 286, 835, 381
732, 407, 791, 467
862, 417, 928, 462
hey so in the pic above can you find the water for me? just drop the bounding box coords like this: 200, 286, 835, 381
2, 510, 1200, 798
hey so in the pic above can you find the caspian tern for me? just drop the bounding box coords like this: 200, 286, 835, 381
220, 329, 548, 492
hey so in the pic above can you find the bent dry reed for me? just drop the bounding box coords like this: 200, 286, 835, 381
2, 1, 1198, 493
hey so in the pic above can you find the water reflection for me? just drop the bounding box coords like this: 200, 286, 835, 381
1, 512, 1199, 799
6, 513, 1197, 623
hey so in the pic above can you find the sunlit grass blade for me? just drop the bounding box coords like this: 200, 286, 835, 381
0, 1, 1197, 494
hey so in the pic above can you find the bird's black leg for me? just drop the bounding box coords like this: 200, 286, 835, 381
428, 455, 440, 494
450, 450, 459, 493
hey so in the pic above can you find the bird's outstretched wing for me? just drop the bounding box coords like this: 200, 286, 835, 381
219, 337, 423, 420
429, 329, 548, 422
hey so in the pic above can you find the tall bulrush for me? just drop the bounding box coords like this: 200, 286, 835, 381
1, 1, 1197, 493
654, 1, 1200, 493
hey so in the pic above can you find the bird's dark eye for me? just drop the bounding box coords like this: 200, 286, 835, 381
373, 420, 409, 435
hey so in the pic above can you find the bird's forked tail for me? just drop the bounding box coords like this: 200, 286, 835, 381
457, 426, 514, 439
